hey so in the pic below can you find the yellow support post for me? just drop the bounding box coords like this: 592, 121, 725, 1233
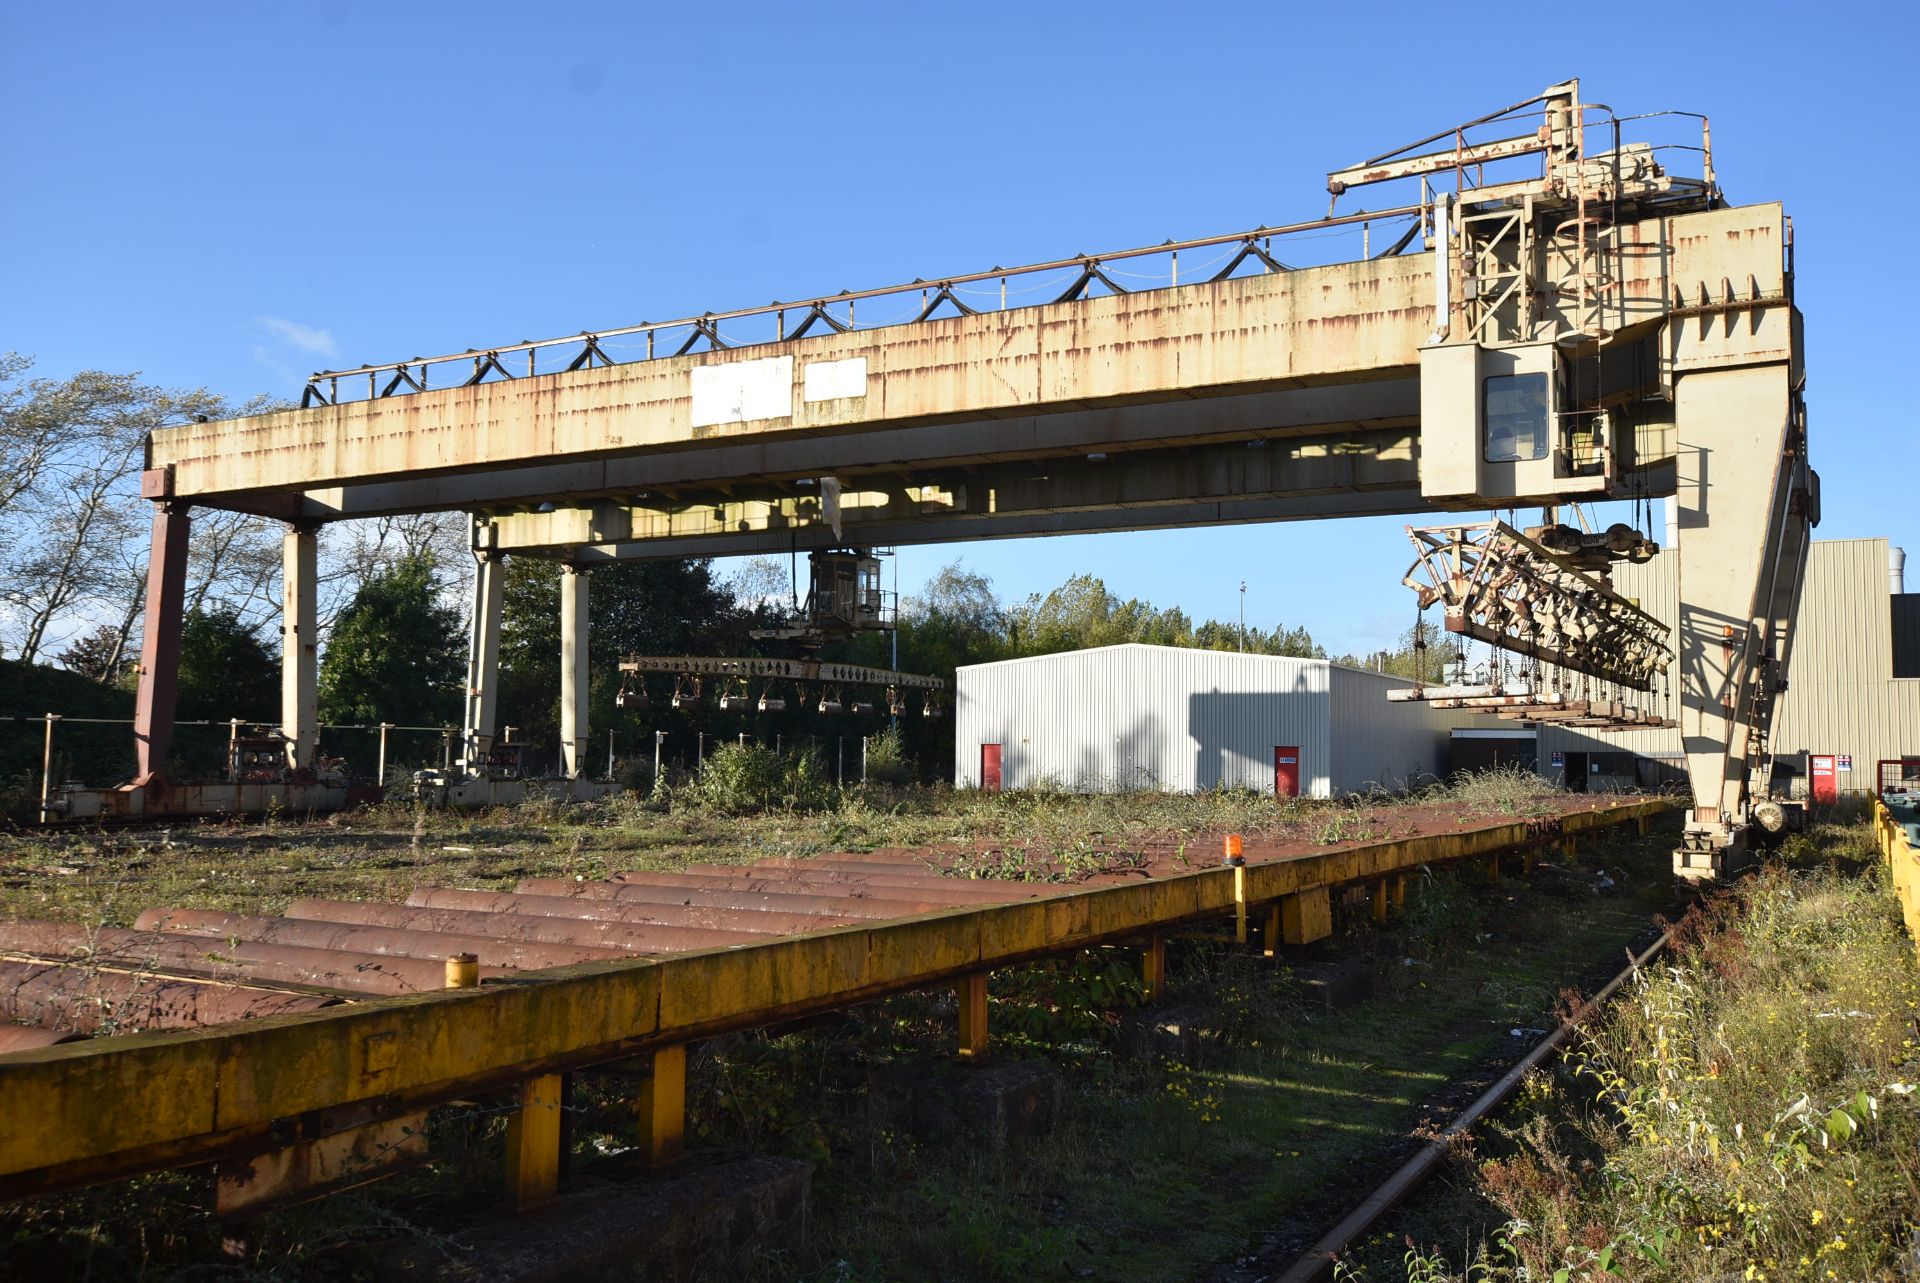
1488, 853, 1501, 881
1142, 934, 1166, 1001
1233, 865, 1248, 943
1262, 902, 1282, 959
1637, 815, 1651, 836
503, 1073, 563, 1211
1226, 834, 1246, 944
957, 972, 989, 1059
1370, 879, 1388, 923
1392, 875, 1407, 912
636, 1043, 685, 1169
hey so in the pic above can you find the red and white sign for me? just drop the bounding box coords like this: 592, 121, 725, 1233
1810, 754, 1838, 804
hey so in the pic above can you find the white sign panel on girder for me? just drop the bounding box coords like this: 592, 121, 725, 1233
803, 357, 868, 403
690, 357, 793, 427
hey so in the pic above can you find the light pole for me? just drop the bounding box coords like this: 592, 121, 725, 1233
1238, 581, 1247, 653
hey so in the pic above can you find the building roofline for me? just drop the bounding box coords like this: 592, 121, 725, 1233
954, 641, 1418, 684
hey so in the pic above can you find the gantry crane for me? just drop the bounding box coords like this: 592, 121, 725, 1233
99, 78, 1807, 876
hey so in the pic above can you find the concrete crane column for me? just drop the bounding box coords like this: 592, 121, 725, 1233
132, 501, 191, 786
280, 525, 319, 772
559, 564, 590, 780
462, 551, 507, 775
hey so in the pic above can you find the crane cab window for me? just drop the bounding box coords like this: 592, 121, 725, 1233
1483, 372, 1549, 462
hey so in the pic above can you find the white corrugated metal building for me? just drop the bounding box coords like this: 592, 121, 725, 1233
1533, 536, 1920, 796
952, 644, 1473, 797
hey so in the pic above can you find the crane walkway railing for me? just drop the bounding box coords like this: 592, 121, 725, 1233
297, 205, 1427, 408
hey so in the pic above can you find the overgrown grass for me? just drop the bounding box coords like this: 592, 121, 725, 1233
0, 756, 1582, 931
1, 768, 1605, 929
1337, 817, 1920, 1282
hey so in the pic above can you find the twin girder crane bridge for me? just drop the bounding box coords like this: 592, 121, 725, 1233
107, 78, 1810, 876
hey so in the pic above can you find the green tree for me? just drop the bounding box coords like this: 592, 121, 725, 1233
497, 556, 749, 752
56, 624, 133, 683
1368, 617, 1451, 683
317, 556, 464, 727
0, 356, 282, 664
177, 605, 278, 720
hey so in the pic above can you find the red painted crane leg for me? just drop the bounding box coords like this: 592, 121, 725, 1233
131, 499, 190, 788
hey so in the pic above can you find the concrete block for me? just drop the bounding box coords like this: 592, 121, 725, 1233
379, 1151, 810, 1283
1116, 1002, 1217, 1064
1279, 886, 1332, 945
868, 1057, 1064, 1151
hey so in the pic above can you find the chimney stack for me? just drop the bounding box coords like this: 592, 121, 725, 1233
1893, 545, 1908, 596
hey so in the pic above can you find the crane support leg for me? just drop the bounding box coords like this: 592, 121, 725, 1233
461, 551, 507, 776
131, 502, 191, 788
1672, 362, 1815, 878
559, 565, 590, 780
281, 525, 319, 772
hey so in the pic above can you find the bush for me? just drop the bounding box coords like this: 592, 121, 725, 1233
1373, 831, 1920, 1282
685, 743, 787, 814
1431, 763, 1561, 815
684, 742, 836, 814
863, 726, 915, 787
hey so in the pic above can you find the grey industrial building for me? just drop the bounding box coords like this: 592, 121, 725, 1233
951, 538, 1917, 801
1531, 536, 1920, 798
952, 646, 1472, 797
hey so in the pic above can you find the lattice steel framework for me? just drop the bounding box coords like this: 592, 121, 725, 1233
1401, 521, 1672, 691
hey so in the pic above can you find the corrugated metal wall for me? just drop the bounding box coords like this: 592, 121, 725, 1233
954, 646, 1332, 794
1535, 538, 1920, 794
954, 645, 1470, 796
1329, 665, 1460, 792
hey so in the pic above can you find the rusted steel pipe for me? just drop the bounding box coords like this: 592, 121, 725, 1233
0, 960, 338, 1034
756, 852, 960, 871
0, 1025, 82, 1054
131, 908, 628, 970
758, 852, 1108, 878
604, 868, 1043, 904
284, 898, 769, 952
747, 853, 960, 871
512, 877, 953, 920
0, 922, 499, 995
402, 887, 861, 935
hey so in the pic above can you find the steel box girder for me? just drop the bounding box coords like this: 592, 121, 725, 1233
483, 428, 1423, 558
0, 801, 1667, 1198
151, 254, 1441, 508
259, 379, 1433, 522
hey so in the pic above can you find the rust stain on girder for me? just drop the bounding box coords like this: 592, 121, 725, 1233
150, 254, 1437, 502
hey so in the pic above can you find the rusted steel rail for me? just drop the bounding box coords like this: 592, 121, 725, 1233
0, 798, 1667, 1211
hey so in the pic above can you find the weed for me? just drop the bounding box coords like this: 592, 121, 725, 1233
1347, 823, 1920, 1281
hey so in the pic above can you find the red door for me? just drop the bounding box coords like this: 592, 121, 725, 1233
1273, 746, 1300, 798
1810, 754, 1837, 804
980, 744, 1002, 792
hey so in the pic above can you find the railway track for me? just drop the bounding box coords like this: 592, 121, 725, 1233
0, 797, 1668, 1246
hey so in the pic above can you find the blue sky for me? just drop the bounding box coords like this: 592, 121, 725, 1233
4, 2, 1913, 658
